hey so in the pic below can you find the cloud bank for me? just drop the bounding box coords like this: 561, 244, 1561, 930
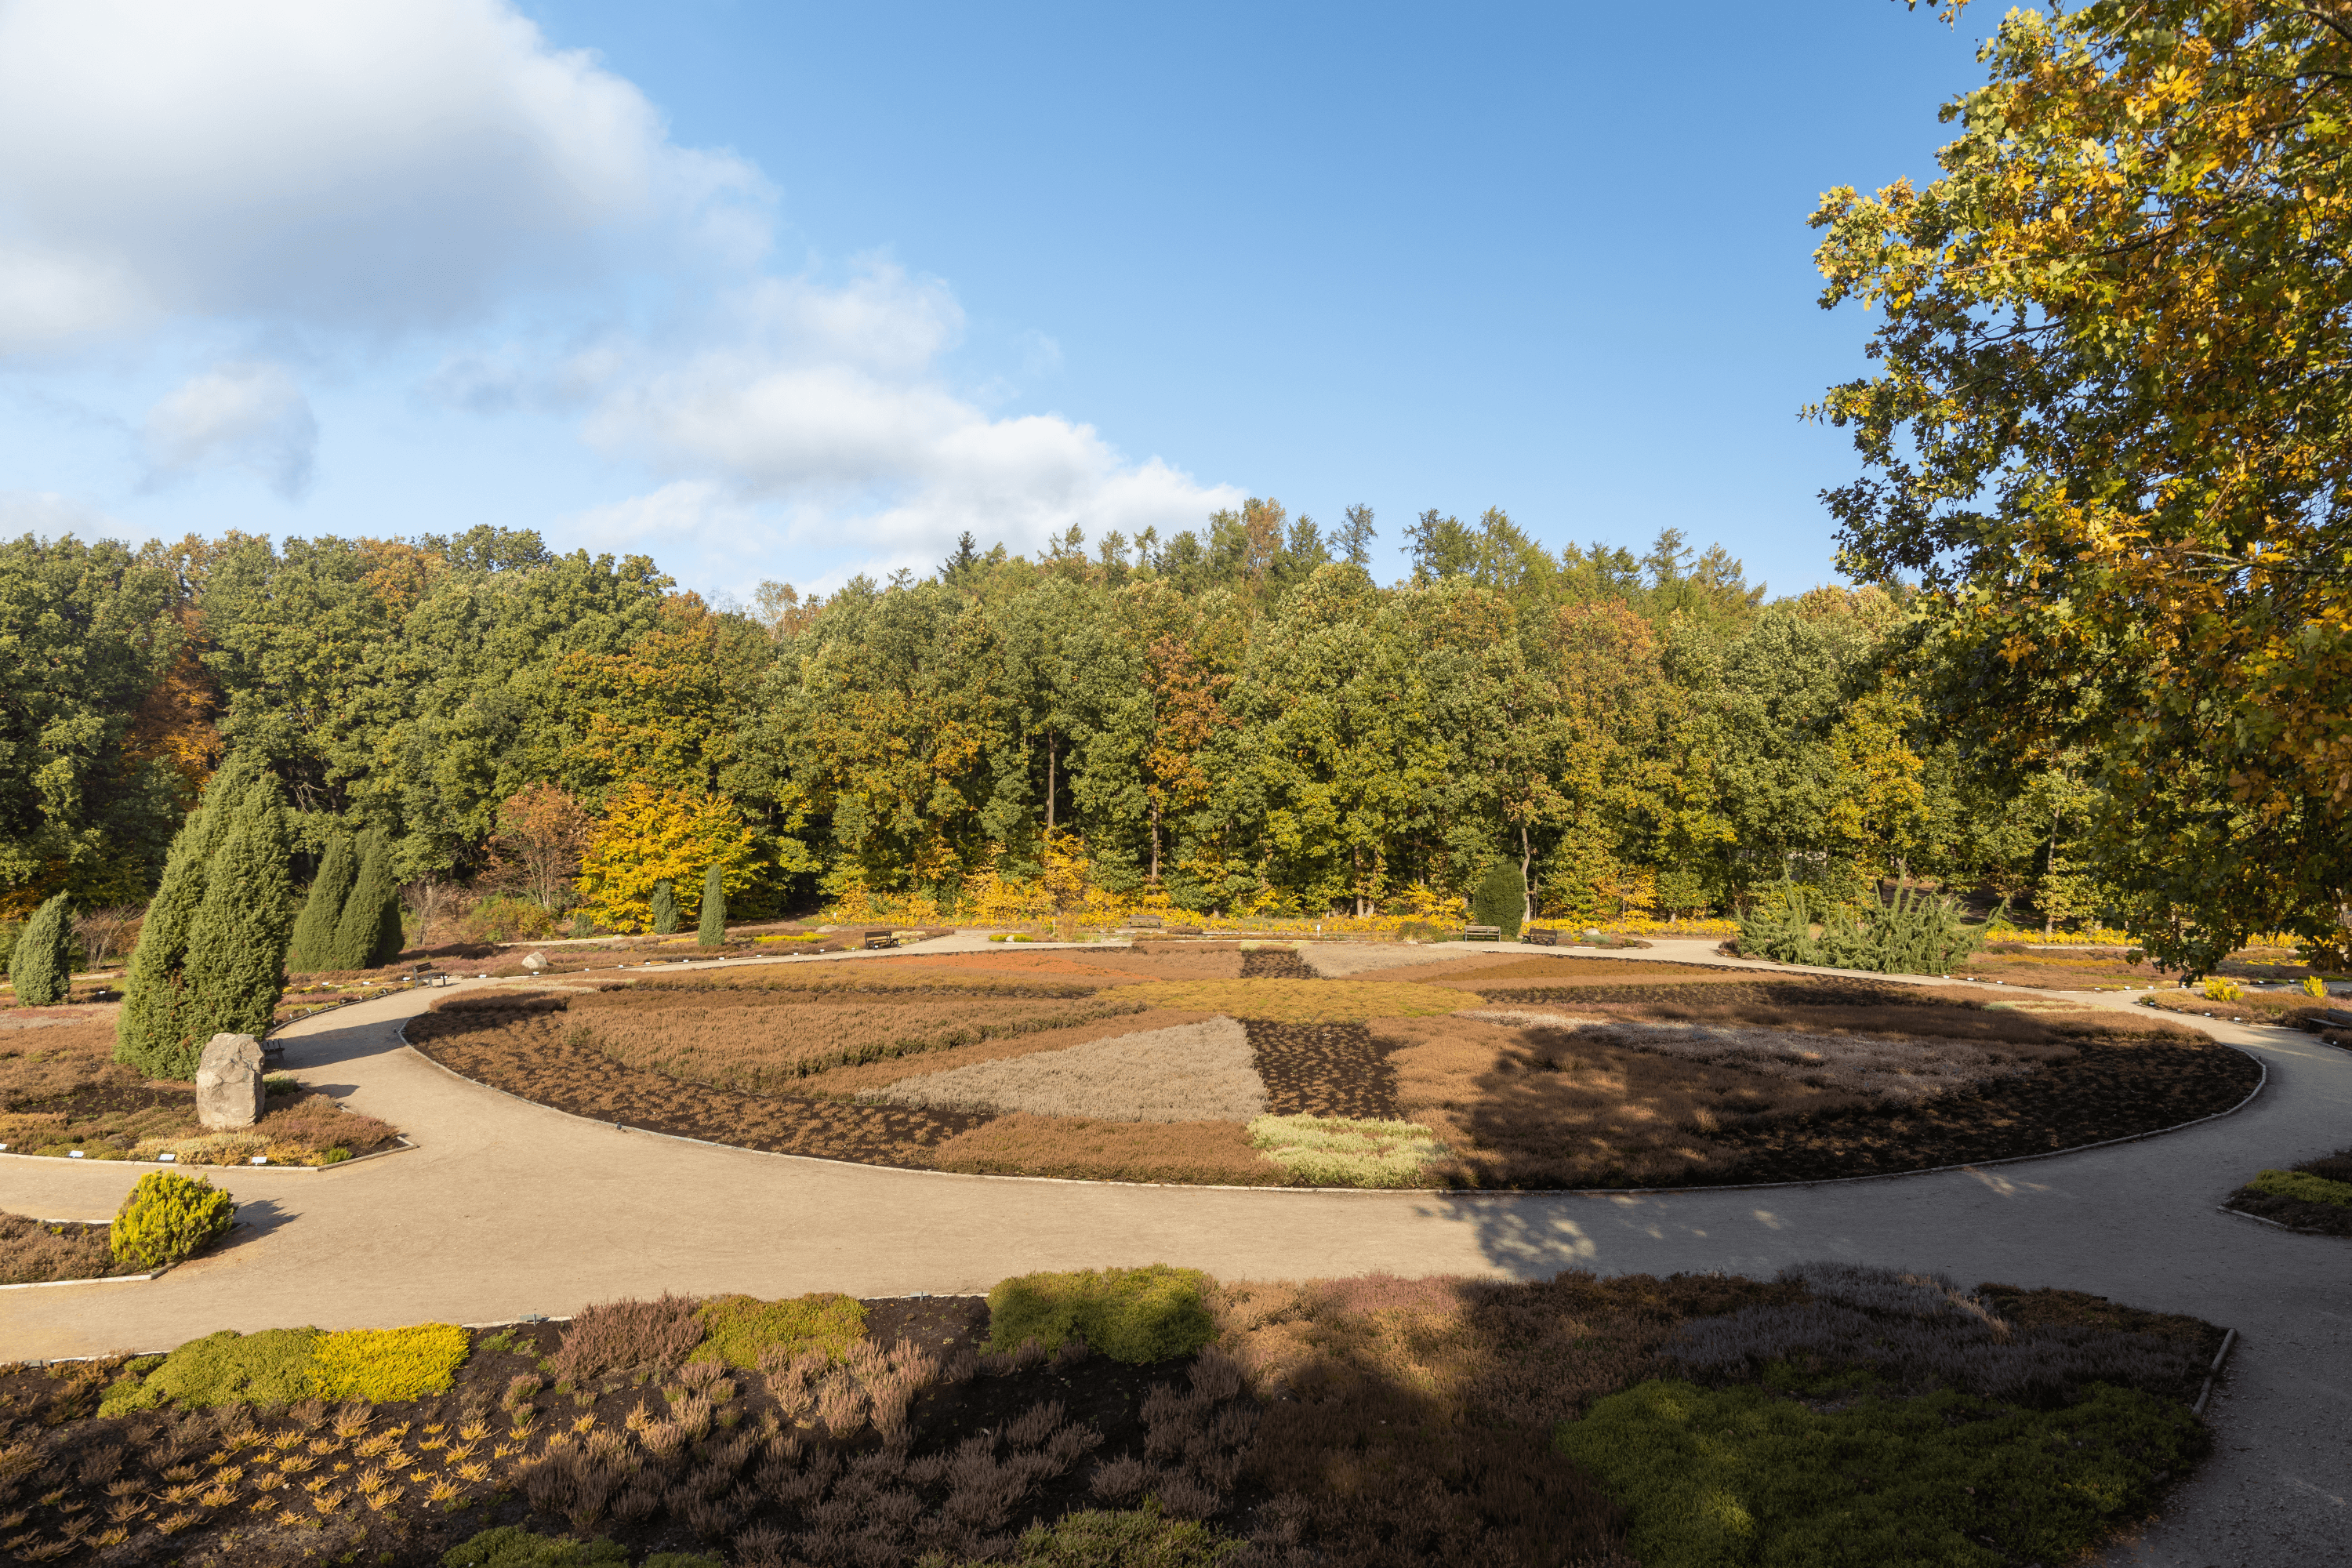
0, 0, 1232, 565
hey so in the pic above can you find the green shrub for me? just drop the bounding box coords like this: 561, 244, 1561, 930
1555, 1377, 2202, 1568
110, 1170, 235, 1269
991, 1504, 1238, 1566
690, 1292, 866, 1368
1470, 860, 1526, 940
2250, 1168, 2352, 1209
122, 1327, 325, 1410
986, 1265, 1214, 1364
289, 833, 356, 971
441, 1528, 631, 1568
697, 863, 727, 947
651, 879, 678, 936
307, 1324, 472, 1400
9, 890, 71, 1005
1737, 876, 2000, 977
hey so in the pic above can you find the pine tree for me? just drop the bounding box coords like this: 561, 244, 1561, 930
8, 890, 71, 1006
331, 832, 402, 970
1471, 860, 1527, 941
117, 753, 258, 1077
651, 879, 678, 935
289, 832, 356, 972
180, 771, 296, 1061
697, 864, 726, 947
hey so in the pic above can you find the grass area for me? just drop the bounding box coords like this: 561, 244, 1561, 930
0, 1263, 2216, 1567
0, 1012, 397, 1163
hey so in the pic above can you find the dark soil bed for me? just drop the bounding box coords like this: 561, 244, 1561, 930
1701, 1033, 2263, 1185
1237, 949, 1313, 981
1244, 1020, 1400, 1119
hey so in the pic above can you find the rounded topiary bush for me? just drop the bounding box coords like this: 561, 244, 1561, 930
110, 1170, 235, 1269
986, 1264, 1214, 1364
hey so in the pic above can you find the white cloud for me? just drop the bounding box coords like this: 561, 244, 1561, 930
142, 362, 318, 498
0, 0, 766, 350
576, 261, 1240, 564
0, 489, 125, 538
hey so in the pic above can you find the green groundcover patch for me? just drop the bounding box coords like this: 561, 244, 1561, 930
2249, 1168, 2352, 1209
1556, 1377, 2204, 1568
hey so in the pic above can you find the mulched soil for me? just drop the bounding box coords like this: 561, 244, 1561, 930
405, 1008, 989, 1168
1700, 1033, 2263, 1185
1245, 1020, 1401, 1120
1238, 949, 1314, 980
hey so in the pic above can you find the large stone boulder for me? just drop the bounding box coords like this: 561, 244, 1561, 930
196, 1033, 267, 1130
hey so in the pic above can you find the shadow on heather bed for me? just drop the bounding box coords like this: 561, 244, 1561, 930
9, 1261, 2221, 1567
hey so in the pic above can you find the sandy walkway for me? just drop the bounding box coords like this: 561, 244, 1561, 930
2, 935, 2341, 1564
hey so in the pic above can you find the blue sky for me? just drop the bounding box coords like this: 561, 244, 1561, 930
0, 1, 1991, 602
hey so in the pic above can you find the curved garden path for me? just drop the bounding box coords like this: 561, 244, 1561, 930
3, 937, 2344, 1564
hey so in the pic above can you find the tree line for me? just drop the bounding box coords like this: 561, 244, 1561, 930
1, 505, 2096, 938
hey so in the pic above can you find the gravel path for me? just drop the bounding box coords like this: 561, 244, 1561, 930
1, 935, 2342, 1563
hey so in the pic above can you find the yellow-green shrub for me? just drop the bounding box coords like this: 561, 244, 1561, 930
2201, 976, 2243, 1002
689, 1293, 866, 1368
1248, 1114, 1446, 1188
101, 1327, 325, 1413
2304, 975, 2329, 999
986, 1265, 1214, 1364
307, 1323, 471, 1400
109, 1170, 234, 1269
2250, 1169, 2352, 1210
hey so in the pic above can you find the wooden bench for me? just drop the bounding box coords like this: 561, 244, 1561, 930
1525, 927, 1559, 947
862, 929, 898, 950
1463, 924, 1501, 942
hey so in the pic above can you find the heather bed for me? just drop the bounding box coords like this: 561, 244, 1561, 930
0, 1263, 2221, 1568
0, 1014, 398, 1166
2223, 1144, 2352, 1236
405, 953, 2252, 1190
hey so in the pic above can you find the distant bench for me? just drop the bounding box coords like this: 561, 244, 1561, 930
1463, 924, 1501, 942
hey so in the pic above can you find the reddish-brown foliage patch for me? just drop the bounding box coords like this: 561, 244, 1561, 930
930, 1112, 1287, 1184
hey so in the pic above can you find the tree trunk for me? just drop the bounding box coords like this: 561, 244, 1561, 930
1149, 797, 1161, 884
1519, 822, 1535, 924
1045, 731, 1056, 837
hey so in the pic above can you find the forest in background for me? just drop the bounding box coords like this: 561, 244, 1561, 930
0, 502, 2107, 940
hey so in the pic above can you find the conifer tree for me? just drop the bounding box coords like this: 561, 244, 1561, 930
651, 879, 678, 935
180, 771, 296, 1062
697, 864, 726, 947
8, 890, 71, 1006
117, 752, 258, 1076
1471, 860, 1526, 941
331, 831, 402, 970
289, 832, 355, 973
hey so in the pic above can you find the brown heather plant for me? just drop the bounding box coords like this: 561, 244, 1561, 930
789, 1007, 1218, 1097
550, 1295, 706, 1383
931, 1113, 1291, 1184
0, 1210, 119, 1284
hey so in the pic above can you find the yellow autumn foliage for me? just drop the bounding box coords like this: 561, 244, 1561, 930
575, 783, 760, 933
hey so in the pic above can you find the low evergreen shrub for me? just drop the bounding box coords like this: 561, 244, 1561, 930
109, 1170, 235, 1269
332, 830, 403, 969
441, 1527, 720, 1568
986, 1264, 1214, 1364
690, 1292, 866, 1368
1557, 1377, 2202, 1568
2249, 1168, 2352, 1209
103, 1327, 325, 1413
1470, 860, 1526, 940
8, 890, 71, 1005
999, 1505, 1237, 1566
697, 863, 726, 947
651, 879, 678, 936
548, 1293, 706, 1381
307, 1323, 472, 1400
